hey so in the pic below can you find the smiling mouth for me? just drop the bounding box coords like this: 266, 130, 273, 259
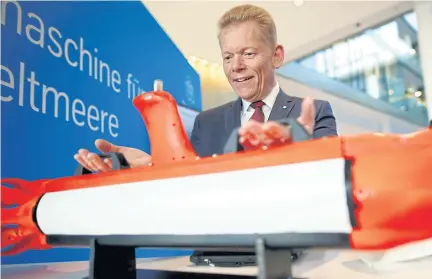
233, 76, 254, 83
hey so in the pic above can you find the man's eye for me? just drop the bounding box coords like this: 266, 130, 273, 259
224, 56, 232, 61
244, 52, 255, 57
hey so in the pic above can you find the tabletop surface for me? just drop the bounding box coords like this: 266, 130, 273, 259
2, 249, 431, 279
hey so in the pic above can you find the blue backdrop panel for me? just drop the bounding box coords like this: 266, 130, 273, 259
1, 0, 200, 264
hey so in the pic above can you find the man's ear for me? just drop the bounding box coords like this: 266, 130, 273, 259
273, 44, 285, 69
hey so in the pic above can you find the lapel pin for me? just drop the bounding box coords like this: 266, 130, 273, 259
282, 105, 287, 109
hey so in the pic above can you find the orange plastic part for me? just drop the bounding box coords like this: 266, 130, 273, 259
1, 85, 431, 256
1, 178, 51, 255
132, 88, 197, 164
343, 131, 432, 249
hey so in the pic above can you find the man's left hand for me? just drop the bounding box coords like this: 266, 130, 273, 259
238, 97, 315, 149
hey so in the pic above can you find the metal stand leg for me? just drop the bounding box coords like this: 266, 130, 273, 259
84, 237, 303, 279
88, 239, 136, 279
255, 238, 298, 279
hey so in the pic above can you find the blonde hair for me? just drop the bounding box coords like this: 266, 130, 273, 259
218, 4, 277, 46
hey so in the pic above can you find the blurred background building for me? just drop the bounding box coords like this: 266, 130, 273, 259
144, 0, 431, 135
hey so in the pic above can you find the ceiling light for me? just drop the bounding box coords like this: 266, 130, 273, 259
293, 0, 304, 7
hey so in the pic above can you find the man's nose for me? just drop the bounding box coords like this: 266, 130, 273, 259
231, 56, 246, 72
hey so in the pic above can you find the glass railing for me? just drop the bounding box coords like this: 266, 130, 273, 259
281, 11, 428, 126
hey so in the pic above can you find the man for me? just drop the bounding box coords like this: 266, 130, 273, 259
74, 4, 338, 171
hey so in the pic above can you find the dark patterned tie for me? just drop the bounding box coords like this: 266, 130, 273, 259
250, 101, 265, 123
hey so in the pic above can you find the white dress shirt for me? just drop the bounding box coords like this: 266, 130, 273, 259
240, 83, 280, 124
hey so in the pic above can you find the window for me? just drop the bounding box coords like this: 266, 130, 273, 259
294, 12, 426, 116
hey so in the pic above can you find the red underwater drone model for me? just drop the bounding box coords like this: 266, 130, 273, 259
2, 80, 431, 259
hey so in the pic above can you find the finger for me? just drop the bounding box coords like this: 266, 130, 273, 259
80, 154, 99, 172
238, 121, 256, 136
133, 156, 152, 168
239, 133, 261, 148
262, 122, 292, 145
297, 97, 315, 135
95, 139, 118, 153
85, 157, 103, 172
239, 120, 263, 147
103, 158, 113, 169
239, 135, 257, 150
88, 153, 111, 172
74, 154, 93, 171
78, 149, 98, 172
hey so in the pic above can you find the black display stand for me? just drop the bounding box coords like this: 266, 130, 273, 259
87, 238, 302, 279
88, 239, 136, 279
255, 238, 295, 279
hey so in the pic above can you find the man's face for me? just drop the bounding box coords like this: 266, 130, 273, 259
219, 21, 284, 102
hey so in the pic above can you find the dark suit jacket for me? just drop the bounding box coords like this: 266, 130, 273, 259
190, 89, 338, 158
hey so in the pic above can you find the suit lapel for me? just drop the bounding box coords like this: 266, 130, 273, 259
222, 97, 242, 152
268, 89, 295, 121
225, 97, 242, 131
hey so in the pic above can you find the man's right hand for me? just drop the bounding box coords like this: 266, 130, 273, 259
74, 139, 151, 172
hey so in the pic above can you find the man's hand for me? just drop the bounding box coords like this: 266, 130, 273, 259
74, 139, 151, 172
239, 97, 315, 149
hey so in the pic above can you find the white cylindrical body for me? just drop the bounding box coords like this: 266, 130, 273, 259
36, 158, 353, 236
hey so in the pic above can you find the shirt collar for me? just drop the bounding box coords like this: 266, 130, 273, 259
242, 82, 280, 113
